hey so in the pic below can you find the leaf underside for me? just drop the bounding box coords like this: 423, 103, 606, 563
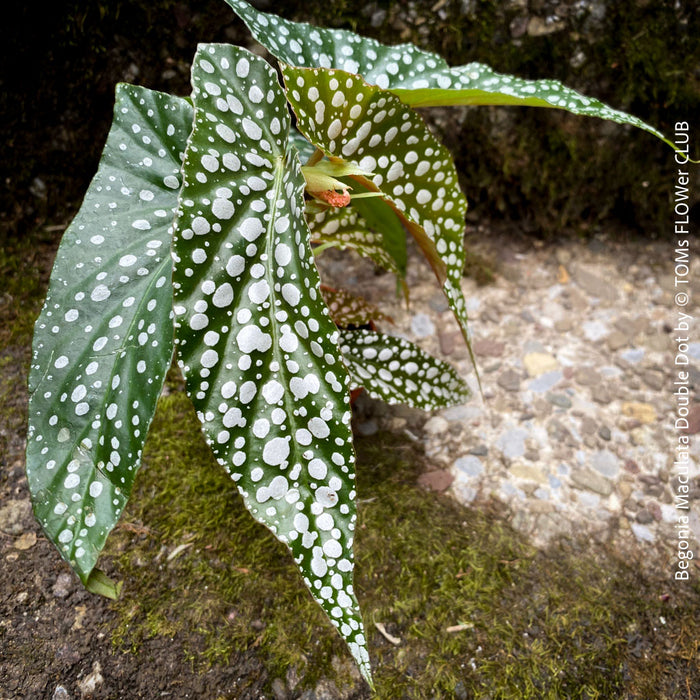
26, 85, 192, 583
225, 0, 675, 149
339, 330, 470, 409
171, 43, 371, 682
320, 287, 390, 328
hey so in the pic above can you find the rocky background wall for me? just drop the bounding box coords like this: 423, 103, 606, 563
2, 0, 698, 240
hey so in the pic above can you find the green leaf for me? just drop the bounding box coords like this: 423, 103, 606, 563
26, 85, 192, 585
225, 0, 677, 151
171, 43, 371, 683
339, 330, 470, 409
282, 65, 476, 379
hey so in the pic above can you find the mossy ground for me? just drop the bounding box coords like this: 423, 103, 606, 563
104, 386, 699, 699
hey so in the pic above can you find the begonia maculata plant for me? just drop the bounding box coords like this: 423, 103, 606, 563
26, 0, 681, 684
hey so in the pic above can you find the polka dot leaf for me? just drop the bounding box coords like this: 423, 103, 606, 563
225, 0, 676, 151
282, 64, 477, 380
25, 85, 193, 591
171, 44, 371, 684
339, 330, 470, 410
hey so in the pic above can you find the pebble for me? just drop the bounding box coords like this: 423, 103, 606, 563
523, 352, 559, 377
528, 370, 563, 393
53, 573, 74, 599
497, 369, 521, 391
52, 687, 71, 700
590, 450, 620, 479
0, 499, 32, 536
546, 392, 572, 409
621, 402, 656, 424
423, 416, 449, 435
455, 456, 484, 477
411, 313, 435, 338
571, 265, 619, 301
77, 662, 104, 697
496, 428, 529, 459
630, 523, 655, 543
570, 468, 613, 497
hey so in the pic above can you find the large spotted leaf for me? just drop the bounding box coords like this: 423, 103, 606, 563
339, 330, 470, 409
171, 44, 371, 683
282, 65, 476, 374
225, 0, 676, 151
26, 85, 192, 592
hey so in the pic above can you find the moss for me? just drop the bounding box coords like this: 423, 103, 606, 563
105, 392, 700, 697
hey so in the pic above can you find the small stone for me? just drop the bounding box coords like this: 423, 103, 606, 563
53, 573, 74, 599
528, 370, 563, 393
642, 370, 664, 391
0, 499, 32, 536
620, 348, 645, 364
635, 509, 654, 524
438, 330, 459, 356
455, 455, 484, 477
571, 265, 619, 302
546, 392, 572, 409
496, 428, 529, 459
527, 16, 565, 36
582, 320, 609, 342
497, 369, 521, 392
570, 468, 613, 497
411, 313, 435, 338
418, 469, 454, 492
624, 459, 640, 474
580, 416, 597, 436
271, 678, 288, 700
598, 425, 611, 441
590, 450, 620, 478
606, 331, 628, 351
52, 686, 71, 700
77, 661, 103, 697
647, 501, 662, 521
574, 367, 601, 386
423, 416, 448, 435
14, 532, 37, 550
621, 402, 656, 424
509, 463, 547, 483
591, 385, 612, 404
630, 522, 655, 543
442, 404, 482, 421
473, 338, 505, 357
524, 352, 559, 377
468, 444, 488, 456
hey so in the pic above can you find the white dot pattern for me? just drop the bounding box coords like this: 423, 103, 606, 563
26, 85, 193, 581
339, 329, 470, 409
225, 0, 666, 142
282, 64, 475, 374
171, 43, 368, 676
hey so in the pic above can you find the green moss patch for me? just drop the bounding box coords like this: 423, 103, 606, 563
106, 391, 700, 698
